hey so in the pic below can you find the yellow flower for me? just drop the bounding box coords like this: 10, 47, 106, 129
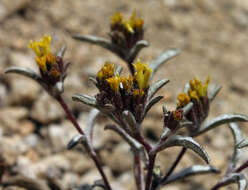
120, 76, 133, 91
189, 76, 210, 98
177, 92, 190, 107
133, 89, 144, 98
129, 10, 144, 30
97, 62, 115, 80
28, 35, 52, 58
133, 59, 152, 89
110, 11, 143, 34
111, 12, 124, 27
106, 75, 121, 93
28, 35, 55, 72
188, 90, 199, 100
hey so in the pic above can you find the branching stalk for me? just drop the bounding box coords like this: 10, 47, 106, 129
56, 95, 112, 190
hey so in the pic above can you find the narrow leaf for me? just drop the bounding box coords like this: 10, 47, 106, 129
182, 102, 193, 116
115, 65, 123, 75
126, 40, 149, 63
163, 165, 220, 185
5, 67, 42, 82
154, 135, 210, 164
212, 173, 247, 190
183, 82, 190, 94
150, 49, 180, 78
147, 79, 169, 100
237, 138, 248, 149
67, 134, 86, 150
72, 94, 97, 107
209, 84, 222, 102
72, 34, 112, 49
144, 96, 163, 117
86, 108, 100, 140
56, 45, 67, 57
228, 123, 243, 167
196, 114, 248, 136
122, 110, 137, 131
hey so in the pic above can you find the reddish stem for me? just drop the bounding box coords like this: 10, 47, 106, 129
235, 160, 248, 173
56, 95, 112, 190
145, 154, 156, 190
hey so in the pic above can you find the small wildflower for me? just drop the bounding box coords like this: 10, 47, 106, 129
120, 76, 133, 91
177, 77, 211, 132
189, 76, 210, 98
106, 75, 121, 93
111, 12, 124, 27
128, 10, 144, 31
133, 59, 152, 89
97, 62, 115, 80
177, 92, 190, 107
29, 35, 56, 73
27, 35, 69, 93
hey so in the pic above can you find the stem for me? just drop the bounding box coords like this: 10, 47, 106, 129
56, 95, 112, 190
235, 160, 248, 173
134, 152, 144, 190
159, 147, 187, 185
56, 95, 84, 135
145, 154, 156, 190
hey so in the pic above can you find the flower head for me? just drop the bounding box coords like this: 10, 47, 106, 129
120, 76, 133, 91
28, 35, 56, 73
189, 76, 210, 98
106, 75, 121, 93
177, 92, 191, 107
97, 62, 115, 80
133, 59, 152, 89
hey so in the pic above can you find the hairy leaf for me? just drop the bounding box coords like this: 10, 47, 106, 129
72, 94, 97, 107
237, 138, 248, 149
228, 123, 243, 169
196, 114, 248, 136
209, 84, 222, 102
144, 96, 163, 117
163, 165, 220, 185
154, 135, 210, 164
5, 67, 42, 82
212, 173, 247, 190
67, 134, 86, 150
147, 79, 169, 100
126, 40, 149, 63
150, 49, 180, 79
56, 45, 67, 57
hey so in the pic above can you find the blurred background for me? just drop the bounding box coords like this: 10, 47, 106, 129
0, 0, 248, 190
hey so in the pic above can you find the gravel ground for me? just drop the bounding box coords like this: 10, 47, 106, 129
0, 1, 248, 190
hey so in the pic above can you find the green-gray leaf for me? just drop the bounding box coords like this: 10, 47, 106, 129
147, 79, 169, 100
5, 67, 42, 82
154, 135, 210, 164
196, 114, 248, 137
150, 49, 180, 79
72, 94, 97, 107
163, 165, 220, 185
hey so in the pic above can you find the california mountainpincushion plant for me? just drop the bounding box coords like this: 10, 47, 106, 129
4, 10, 248, 190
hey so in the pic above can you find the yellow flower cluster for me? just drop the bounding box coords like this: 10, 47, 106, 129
111, 11, 144, 34
133, 59, 152, 90
97, 60, 151, 96
189, 77, 210, 99
97, 63, 115, 80
28, 35, 55, 72
177, 77, 210, 107
106, 75, 121, 93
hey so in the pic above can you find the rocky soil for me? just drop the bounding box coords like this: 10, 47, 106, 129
0, 0, 248, 190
